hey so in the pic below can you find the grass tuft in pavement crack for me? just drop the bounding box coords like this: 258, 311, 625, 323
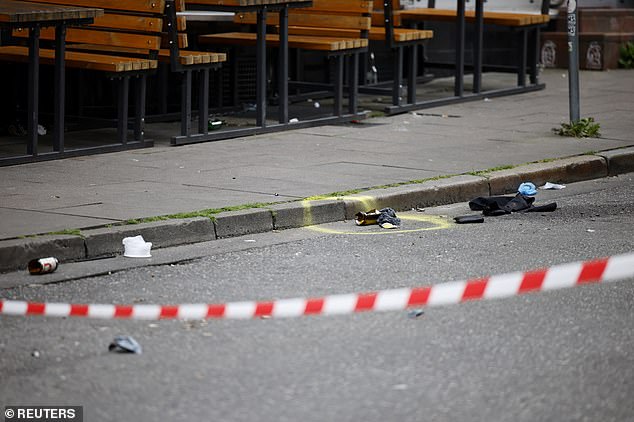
554, 118, 601, 138
47, 229, 83, 238
303, 175, 457, 201
619, 41, 634, 69
123, 202, 280, 225
468, 165, 516, 177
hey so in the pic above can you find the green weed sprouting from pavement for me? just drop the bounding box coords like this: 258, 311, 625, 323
468, 164, 516, 177
618, 42, 634, 69
123, 202, 279, 225
303, 175, 457, 201
304, 190, 364, 201
47, 229, 83, 237
554, 118, 601, 138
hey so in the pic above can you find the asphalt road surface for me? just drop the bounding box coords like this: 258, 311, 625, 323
1, 175, 633, 422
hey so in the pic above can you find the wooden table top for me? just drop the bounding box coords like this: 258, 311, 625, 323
186, 0, 310, 7
0, 0, 102, 24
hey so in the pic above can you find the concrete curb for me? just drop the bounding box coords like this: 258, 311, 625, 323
83, 218, 216, 258
1, 150, 633, 274
0, 235, 85, 273
342, 175, 489, 219
214, 208, 273, 239
269, 199, 346, 230
597, 146, 634, 176
487, 155, 609, 195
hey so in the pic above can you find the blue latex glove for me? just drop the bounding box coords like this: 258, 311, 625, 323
518, 182, 537, 196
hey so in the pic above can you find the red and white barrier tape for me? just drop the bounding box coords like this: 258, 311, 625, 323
1, 252, 633, 321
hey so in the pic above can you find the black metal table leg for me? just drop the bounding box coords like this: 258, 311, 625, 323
198, 68, 209, 135
454, 0, 465, 97
256, 7, 267, 127
278, 5, 289, 124
473, 0, 483, 93
181, 70, 192, 136
529, 27, 539, 85
117, 76, 129, 144
27, 25, 40, 156
53, 24, 66, 152
393, 46, 403, 106
517, 29, 528, 87
135, 74, 146, 141
407, 45, 417, 104
348, 53, 359, 114
333, 55, 343, 117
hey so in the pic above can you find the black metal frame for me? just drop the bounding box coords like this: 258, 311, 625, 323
171, 1, 368, 146
374, 0, 549, 115
374, 0, 433, 108
0, 13, 153, 167
164, 0, 225, 142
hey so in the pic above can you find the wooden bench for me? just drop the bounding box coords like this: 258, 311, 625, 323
261, 0, 433, 111
398, 0, 551, 90
0, 0, 163, 145
0, 0, 227, 145
198, 0, 373, 119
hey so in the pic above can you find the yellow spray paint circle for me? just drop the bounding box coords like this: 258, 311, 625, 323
299, 196, 451, 235
305, 214, 451, 235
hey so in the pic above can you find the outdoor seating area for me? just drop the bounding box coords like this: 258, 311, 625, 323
0, 0, 554, 165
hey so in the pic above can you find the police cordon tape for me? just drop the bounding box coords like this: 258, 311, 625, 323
1, 252, 633, 321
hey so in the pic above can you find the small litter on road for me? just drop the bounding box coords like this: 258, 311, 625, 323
108, 336, 142, 354
408, 309, 424, 318
517, 182, 537, 196
454, 215, 484, 224
208, 119, 225, 131
541, 182, 566, 190
28, 257, 59, 275
122, 235, 152, 258
355, 208, 401, 229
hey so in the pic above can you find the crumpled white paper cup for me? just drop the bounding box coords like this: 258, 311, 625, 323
122, 235, 152, 258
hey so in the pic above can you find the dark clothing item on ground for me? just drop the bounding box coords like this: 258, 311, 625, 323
469, 194, 557, 216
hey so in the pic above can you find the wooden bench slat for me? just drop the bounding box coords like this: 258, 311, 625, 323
399, 8, 549, 27
373, 0, 401, 9
200, 32, 368, 52
306, 0, 374, 14
288, 26, 361, 39
19, 0, 166, 15
370, 27, 433, 42
161, 32, 189, 49
13, 27, 163, 50
235, 12, 372, 31
371, 10, 402, 27
92, 14, 164, 32
287, 25, 432, 43
66, 44, 227, 66
176, 15, 187, 31
0, 45, 156, 72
